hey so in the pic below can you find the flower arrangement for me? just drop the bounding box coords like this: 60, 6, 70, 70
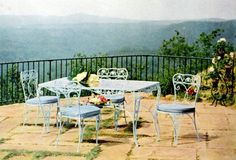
205, 66, 220, 80
206, 38, 234, 81
89, 95, 109, 106
72, 72, 100, 87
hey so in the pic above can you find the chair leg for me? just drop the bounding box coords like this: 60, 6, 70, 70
192, 112, 200, 141
35, 106, 40, 126
170, 114, 181, 145
114, 107, 121, 131
56, 114, 63, 146
96, 115, 100, 145
40, 104, 52, 133
79, 119, 84, 143
77, 119, 82, 153
152, 110, 160, 141
56, 104, 59, 128
123, 104, 128, 125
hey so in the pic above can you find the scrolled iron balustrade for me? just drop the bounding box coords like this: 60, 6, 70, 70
0, 55, 226, 105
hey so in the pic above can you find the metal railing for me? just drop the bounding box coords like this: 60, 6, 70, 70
0, 54, 215, 105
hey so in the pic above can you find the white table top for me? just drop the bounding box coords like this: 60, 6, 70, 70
39, 77, 160, 92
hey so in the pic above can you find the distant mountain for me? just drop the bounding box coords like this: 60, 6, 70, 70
0, 14, 235, 62
0, 14, 140, 26
0, 14, 183, 26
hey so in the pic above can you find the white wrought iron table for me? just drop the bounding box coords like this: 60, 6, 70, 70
39, 77, 161, 146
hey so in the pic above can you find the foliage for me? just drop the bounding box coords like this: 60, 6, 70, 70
85, 146, 101, 160
2, 18, 236, 63
206, 38, 234, 80
204, 65, 221, 80
158, 30, 194, 56
0, 138, 10, 144
70, 52, 108, 78
204, 37, 235, 106
158, 73, 173, 96
1, 149, 81, 160
156, 28, 235, 103
157, 29, 224, 57
193, 29, 223, 57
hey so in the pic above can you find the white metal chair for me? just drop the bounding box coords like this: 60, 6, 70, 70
20, 70, 58, 132
153, 73, 201, 145
56, 83, 101, 152
97, 68, 128, 131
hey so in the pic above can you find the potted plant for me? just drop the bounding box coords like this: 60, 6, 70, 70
205, 66, 220, 88
223, 53, 233, 75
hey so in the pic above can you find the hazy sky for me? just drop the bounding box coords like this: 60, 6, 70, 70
0, 0, 236, 20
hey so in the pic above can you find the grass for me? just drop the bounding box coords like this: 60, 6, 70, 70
124, 117, 144, 133
101, 108, 114, 115
0, 138, 10, 144
0, 149, 82, 160
101, 117, 114, 129
1, 150, 21, 160
125, 144, 135, 160
83, 125, 96, 140
84, 145, 101, 160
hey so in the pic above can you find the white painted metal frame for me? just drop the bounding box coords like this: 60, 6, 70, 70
39, 78, 161, 147
153, 73, 201, 145
87, 79, 161, 146
97, 68, 128, 131
54, 83, 100, 152
20, 70, 58, 133
97, 68, 128, 80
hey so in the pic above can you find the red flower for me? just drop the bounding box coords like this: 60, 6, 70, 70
98, 95, 109, 103
186, 88, 196, 95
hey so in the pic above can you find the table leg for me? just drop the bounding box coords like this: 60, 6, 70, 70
132, 92, 142, 146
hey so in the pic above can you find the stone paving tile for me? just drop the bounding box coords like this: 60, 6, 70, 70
96, 143, 132, 160
43, 155, 85, 160
198, 148, 236, 160
5, 133, 55, 146
205, 133, 236, 149
227, 114, 236, 130
8, 155, 32, 160
0, 104, 24, 118
0, 98, 236, 159
0, 117, 21, 138
0, 143, 94, 155
130, 146, 196, 160
198, 113, 229, 130
0, 117, 7, 122
0, 151, 9, 159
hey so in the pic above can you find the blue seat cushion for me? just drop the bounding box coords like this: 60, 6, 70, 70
60, 105, 100, 119
157, 104, 195, 113
26, 96, 58, 104
104, 95, 125, 104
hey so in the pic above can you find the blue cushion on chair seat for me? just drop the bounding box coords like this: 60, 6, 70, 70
60, 105, 101, 119
104, 95, 125, 104
26, 96, 58, 104
157, 104, 195, 113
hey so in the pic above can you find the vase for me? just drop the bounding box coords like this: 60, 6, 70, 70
218, 49, 225, 59
224, 65, 232, 75
212, 78, 219, 88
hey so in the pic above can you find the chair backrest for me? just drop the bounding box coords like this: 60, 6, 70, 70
97, 68, 128, 80
172, 73, 201, 107
96, 68, 128, 95
57, 83, 82, 108
20, 70, 38, 101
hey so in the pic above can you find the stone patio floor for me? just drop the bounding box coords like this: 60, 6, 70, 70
0, 94, 236, 160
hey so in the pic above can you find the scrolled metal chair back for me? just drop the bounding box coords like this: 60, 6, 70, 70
172, 73, 201, 106
20, 70, 38, 101
97, 68, 128, 80
57, 83, 82, 108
